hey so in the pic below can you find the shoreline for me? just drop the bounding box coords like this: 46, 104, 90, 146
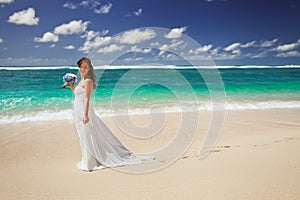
0, 108, 300, 199
1, 104, 300, 125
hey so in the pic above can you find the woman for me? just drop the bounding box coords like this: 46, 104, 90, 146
70, 57, 152, 171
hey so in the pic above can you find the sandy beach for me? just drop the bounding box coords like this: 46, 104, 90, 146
0, 108, 299, 199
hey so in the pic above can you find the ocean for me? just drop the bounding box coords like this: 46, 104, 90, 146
1, 65, 300, 124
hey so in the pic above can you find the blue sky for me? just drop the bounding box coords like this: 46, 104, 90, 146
0, 0, 300, 66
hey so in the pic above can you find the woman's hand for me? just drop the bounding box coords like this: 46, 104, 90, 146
83, 115, 89, 124
68, 83, 75, 91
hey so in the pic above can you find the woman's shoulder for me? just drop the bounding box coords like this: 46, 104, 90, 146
83, 78, 94, 89
84, 78, 93, 84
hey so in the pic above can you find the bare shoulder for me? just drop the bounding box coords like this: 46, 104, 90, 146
84, 78, 93, 87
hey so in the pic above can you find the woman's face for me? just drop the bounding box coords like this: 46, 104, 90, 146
79, 61, 90, 78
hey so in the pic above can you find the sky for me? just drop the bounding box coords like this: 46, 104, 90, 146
0, 0, 300, 66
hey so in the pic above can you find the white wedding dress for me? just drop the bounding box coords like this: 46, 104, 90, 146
73, 86, 152, 171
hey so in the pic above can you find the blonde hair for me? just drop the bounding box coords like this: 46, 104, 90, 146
77, 57, 96, 89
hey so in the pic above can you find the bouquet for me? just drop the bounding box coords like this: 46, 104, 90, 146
61, 73, 77, 88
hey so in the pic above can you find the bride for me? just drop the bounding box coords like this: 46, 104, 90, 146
69, 57, 152, 172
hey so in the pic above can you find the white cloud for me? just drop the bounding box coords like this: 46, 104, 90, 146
133, 8, 142, 16
35, 45, 39, 48
54, 20, 89, 35
80, 0, 90, 7
209, 45, 243, 60
210, 39, 278, 60
159, 45, 168, 52
259, 38, 278, 47
165, 27, 187, 39
224, 42, 240, 51
158, 40, 185, 56
251, 51, 268, 58
34, 32, 59, 43
165, 53, 178, 60
223, 41, 255, 50
189, 45, 213, 54
116, 29, 156, 44
0, 0, 14, 3
159, 53, 180, 61
80, 30, 110, 52
199, 44, 213, 52
7, 7, 39, 25
275, 40, 300, 52
92, 0, 101, 8
80, 0, 100, 8
79, 36, 112, 53
93, 36, 112, 46
130, 46, 151, 53
192, 40, 271, 60
240, 41, 255, 48
125, 8, 142, 17
276, 51, 300, 57
64, 0, 102, 10
80, 30, 109, 41
63, 2, 77, 10
124, 57, 144, 62
81, 30, 100, 40
97, 44, 123, 53
100, 29, 109, 36
64, 45, 75, 50
209, 41, 280, 60
150, 42, 160, 46
232, 49, 241, 55
94, 2, 112, 14
158, 50, 166, 57
0, 37, 3, 43
210, 47, 220, 56
159, 40, 184, 53
211, 51, 240, 60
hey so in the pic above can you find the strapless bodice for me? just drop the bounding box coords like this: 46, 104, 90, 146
74, 86, 84, 101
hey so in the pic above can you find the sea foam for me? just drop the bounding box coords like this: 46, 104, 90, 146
1, 100, 300, 124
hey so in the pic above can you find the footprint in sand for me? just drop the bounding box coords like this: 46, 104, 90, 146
253, 137, 299, 147
210, 149, 221, 153
209, 145, 234, 153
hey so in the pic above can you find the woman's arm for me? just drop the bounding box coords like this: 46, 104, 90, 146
68, 83, 75, 92
83, 79, 93, 124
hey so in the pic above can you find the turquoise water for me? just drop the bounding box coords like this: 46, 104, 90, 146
1, 66, 300, 123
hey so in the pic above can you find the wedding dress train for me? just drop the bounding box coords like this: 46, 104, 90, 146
73, 86, 152, 171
